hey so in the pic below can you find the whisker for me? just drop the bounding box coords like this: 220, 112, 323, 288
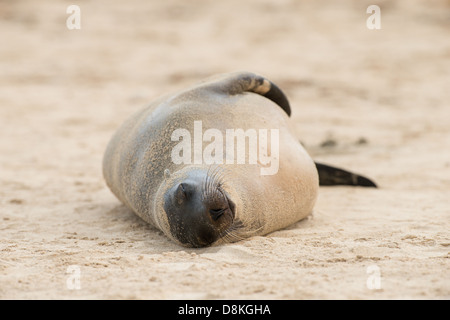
202, 165, 213, 201
222, 229, 246, 243
211, 166, 223, 188
205, 165, 214, 198
219, 219, 247, 243
206, 165, 223, 200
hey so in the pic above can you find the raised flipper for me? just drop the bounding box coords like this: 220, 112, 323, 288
315, 162, 377, 187
204, 71, 291, 116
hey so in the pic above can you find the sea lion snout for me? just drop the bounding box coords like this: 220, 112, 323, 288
163, 172, 235, 247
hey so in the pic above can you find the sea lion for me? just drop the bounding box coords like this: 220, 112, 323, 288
103, 71, 376, 247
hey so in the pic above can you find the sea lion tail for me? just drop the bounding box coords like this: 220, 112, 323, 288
314, 162, 377, 187
210, 71, 291, 117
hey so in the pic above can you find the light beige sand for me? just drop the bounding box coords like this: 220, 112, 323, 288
1, 0, 449, 299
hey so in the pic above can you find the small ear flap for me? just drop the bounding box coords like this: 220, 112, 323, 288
209, 72, 291, 117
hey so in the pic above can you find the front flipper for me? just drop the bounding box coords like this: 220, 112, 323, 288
315, 162, 377, 187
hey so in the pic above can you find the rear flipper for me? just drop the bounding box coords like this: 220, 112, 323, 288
314, 162, 377, 188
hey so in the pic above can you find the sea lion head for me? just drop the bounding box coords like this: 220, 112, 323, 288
154, 166, 236, 247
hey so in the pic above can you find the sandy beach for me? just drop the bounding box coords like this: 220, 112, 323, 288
1, 0, 449, 299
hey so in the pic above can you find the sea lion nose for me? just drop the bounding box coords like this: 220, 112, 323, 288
175, 181, 229, 222
164, 174, 236, 247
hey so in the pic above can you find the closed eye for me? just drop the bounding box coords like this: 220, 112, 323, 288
209, 208, 225, 221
